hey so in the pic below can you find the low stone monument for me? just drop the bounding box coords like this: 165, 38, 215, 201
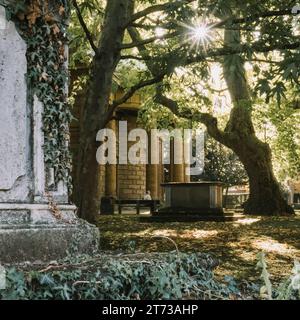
160, 182, 224, 215
0, 2, 99, 263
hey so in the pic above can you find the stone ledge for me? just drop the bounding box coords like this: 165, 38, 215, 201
0, 222, 99, 264
0, 203, 77, 210
0, 203, 77, 224
0, 204, 99, 263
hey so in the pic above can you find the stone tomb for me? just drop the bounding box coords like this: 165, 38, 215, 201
0, 6, 98, 263
159, 182, 224, 215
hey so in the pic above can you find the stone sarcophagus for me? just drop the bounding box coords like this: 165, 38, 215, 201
0, 3, 98, 263
159, 182, 224, 215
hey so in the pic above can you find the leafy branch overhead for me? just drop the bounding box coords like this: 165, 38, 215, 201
71, 0, 300, 111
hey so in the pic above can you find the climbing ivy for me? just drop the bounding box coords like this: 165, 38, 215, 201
0, 252, 250, 300
1, 0, 72, 191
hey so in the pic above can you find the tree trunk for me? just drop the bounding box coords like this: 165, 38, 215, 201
220, 28, 294, 216
74, 0, 134, 223
227, 133, 293, 215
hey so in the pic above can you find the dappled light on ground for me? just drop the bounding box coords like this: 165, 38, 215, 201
234, 250, 256, 262
98, 214, 300, 281
252, 237, 298, 255
182, 229, 219, 239
131, 229, 177, 238
131, 228, 219, 239
233, 218, 261, 225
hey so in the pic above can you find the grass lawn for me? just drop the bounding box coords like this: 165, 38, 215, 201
97, 213, 300, 283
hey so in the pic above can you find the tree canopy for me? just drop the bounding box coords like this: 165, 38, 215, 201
69, 0, 300, 221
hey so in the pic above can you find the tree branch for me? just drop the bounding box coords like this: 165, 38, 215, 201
72, 0, 98, 53
187, 41, 300, 65
130, 21, 176, 30
212, 9, 293, 30
120, 55, 150, 61
121, 31, 180, 49
127, 0, 196, 26
124, 8, 295, 52
103, 74, 165, 127
111, 75, 165, 108
154, 87, 232, 146
128, 27, 235, 146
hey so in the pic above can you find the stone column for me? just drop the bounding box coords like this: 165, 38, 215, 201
170, 139, 185, 182
172, 164, 185, 182
184, 144, 191, 183
185, 166, 191, 182
0, 5, 98, 263
146, 135, 158, 199
158, 139, 165, 200
105, 119, 117, 197
158, 162, 165, 200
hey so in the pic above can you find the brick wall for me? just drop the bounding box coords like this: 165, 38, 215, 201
117, 113, 146, 199
118, 164, 146, 199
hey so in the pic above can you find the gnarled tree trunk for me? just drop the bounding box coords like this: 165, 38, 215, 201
75, 0, 134, 223
238, 141, 292, 215
221, 28, 294, 216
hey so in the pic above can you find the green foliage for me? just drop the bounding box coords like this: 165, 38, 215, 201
253, 93, 300, 180
256, 252, 273, 299
2, 0, 72, 189
199, 136, 248, 186
138, 98, 182, 130
69, 74, 88, 108
0, 253, 246, 300
69, 0, 105, 68
4, 251, 299, 300
257, 252, 300, 300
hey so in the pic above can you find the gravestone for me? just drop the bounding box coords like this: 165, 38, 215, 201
0, 4, 99, 263
0, 6, 29, 202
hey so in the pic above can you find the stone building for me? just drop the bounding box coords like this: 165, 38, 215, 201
70, 70, 191, 206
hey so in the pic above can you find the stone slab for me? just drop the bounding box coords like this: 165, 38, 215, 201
0, 205, 99, 263
0, 9, 31, 201
0, 222, 99, 264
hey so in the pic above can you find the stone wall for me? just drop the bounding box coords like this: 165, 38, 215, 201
117, 112, 146, 199
118, 164, 146, 199
0, 16, 31, 203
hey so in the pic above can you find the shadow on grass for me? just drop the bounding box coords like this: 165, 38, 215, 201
97, 214, 300, 281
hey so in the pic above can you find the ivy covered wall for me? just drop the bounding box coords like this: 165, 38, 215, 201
1, 0, 72, 191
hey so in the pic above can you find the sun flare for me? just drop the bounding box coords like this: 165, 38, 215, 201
182, 19, 213, 51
